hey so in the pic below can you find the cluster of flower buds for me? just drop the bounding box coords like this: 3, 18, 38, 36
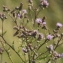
3, 5, 10, 12
11, 3, 23, 15
35, 16, 47, 29
0, 48, 4, 54
13, 25, 27, 36
0, 13, 7, 21
52, 51, 61, 59
11, 9, 27, 19
22, 43, 33, 53
10, 3, 28, 19
52, 51, 63, 60
13, 25, 44, 41
40, 0, 49, 8
46, 44, 63, 60
52, 22, 63, 39
19, 30, 38, 38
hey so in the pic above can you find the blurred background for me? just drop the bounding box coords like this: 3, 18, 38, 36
0, 0, 63, 63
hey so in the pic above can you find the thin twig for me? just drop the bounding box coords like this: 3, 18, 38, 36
37, 39, 47, 50
54, 37, 62, 50
1, 41, 13, 63
35, 50, 48, 60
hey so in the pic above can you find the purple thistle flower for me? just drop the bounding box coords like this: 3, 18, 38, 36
46, 34, 53, 40
22, 9, 27, 14
36, 18, 42, 23
43, 0, 49, 6
40, 0, 49, 7
22, 48, 27, 53
56, 22, 63, 28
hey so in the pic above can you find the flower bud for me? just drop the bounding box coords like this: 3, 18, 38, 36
22, 48, 28, 53
0, 48, 4, 54
28, 0, 33, 4
46, 44, 54, 51
37, 33, 43, 41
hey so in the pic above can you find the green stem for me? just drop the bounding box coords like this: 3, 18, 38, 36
35, 50, 48, 60
1, 54, 2, 63
37, 39, 47, 50
54, 37, 62, 50
1, 41, 13, 63
2, 21, 3, 38
8, 13, 17, 26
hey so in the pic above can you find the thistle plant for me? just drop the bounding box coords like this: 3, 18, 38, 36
0, 0, 63, 63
